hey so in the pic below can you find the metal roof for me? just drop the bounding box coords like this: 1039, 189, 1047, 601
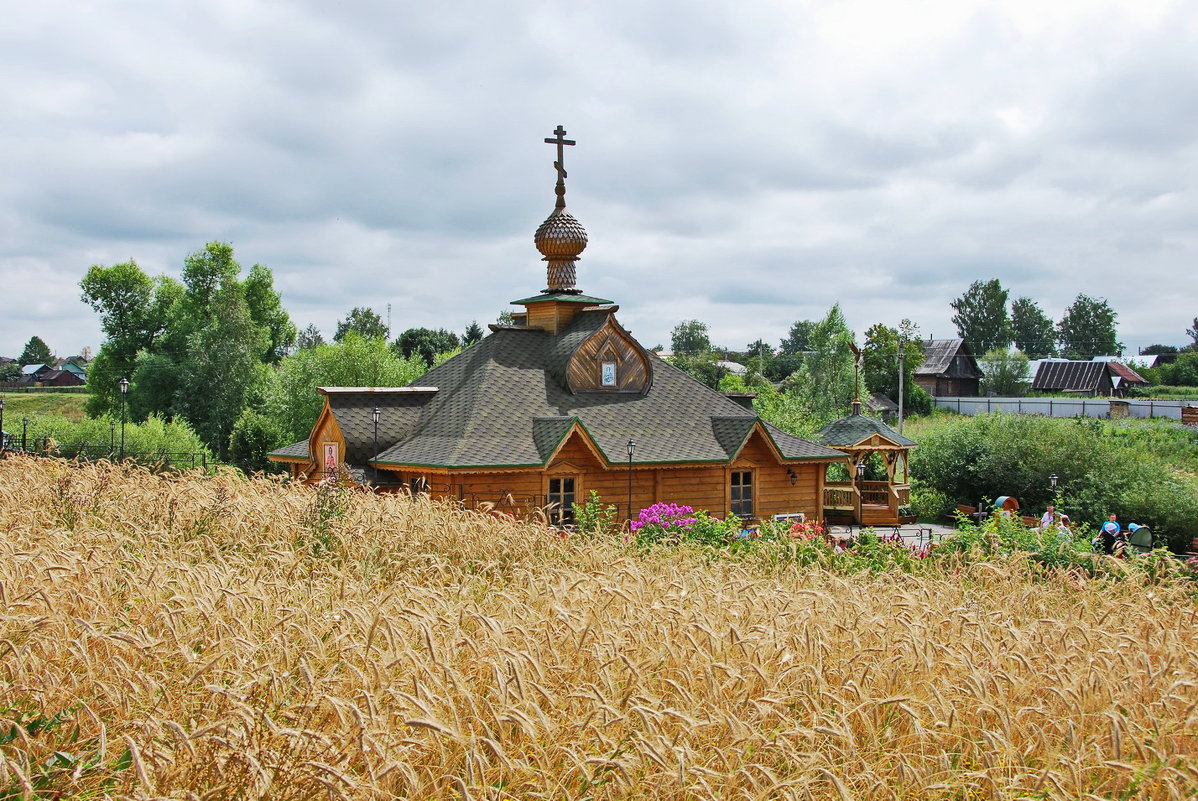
1032, 360, 1108, 392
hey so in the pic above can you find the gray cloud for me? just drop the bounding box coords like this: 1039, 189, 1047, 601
1, 0, 1196, 362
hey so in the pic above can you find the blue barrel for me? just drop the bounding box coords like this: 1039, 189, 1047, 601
993, 496, 1020, 512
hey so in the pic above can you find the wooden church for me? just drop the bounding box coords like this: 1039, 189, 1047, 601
269, 127, 847, 524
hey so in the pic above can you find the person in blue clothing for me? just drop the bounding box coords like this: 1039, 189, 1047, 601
1099, 512, 1125, 556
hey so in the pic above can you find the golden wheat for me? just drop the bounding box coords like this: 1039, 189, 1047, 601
0, 455, 1196, 799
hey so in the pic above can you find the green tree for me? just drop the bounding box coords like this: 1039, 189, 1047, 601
670, 320, 712, 357
1010, 297, 1056, 358
463, 321, 484, 346
79, 260, 158, 365
1141, 344, 1177, 356
779, 320, 816, 355
0, 363, 19, 382
394, 327, 461, 366
262, 332, 428, 444
1184, 318, 1198, 353
18, 336, 53, 366
950, 279, 1012, 355
862, 320, 925, 409
175, 284, 269, 459
1057, 294, 1121, 359
296, 324, 324, 350
1157, 353, 1198, 386
334, 307, 388, 342
787, 304, 861, 425
242, 264, 296, 364
979, 348, 1031, 395
667, 353, 728, 389
229, 408, 284, 474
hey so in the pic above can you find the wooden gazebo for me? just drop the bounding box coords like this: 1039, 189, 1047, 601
817, 404, 916, 526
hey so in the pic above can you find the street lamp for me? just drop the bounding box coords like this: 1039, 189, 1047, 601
626, 439, 636, 526
372, 406, 381, 486
1050, 473, 1058, 490
0, 396, 5, 455
855, 459, 865, 526
119, 377, 129, 460
22, 417, 30, 453
896, 341, 906, 435
109, 419, 116, 456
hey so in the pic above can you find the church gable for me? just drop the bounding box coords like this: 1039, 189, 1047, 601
566, 316, 652, 394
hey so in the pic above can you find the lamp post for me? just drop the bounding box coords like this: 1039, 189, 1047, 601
22, 417, 30, 453
119, 377, 129, 460
372, 406, 381, 486
0, 396, 5, 455
1050, 473, 1058, 491
109, 419, 116, 456
855, 459, 865, 526
896, 340, 906, 435
626, 439, 636, 526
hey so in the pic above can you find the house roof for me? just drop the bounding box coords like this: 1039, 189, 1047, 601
916, 339, 981, 379
20, 363, 47, 375
866, 392, 898, 413
1032, 360, 1108, 392
817, 412, 917, 448
1106, 361, 1148, 385
286, 308, 845, 471
269, 440, 311, 459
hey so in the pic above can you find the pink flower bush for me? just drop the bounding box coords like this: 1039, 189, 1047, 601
630, 503, 697, 533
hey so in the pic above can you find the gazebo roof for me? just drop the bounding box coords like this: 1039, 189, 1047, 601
816, 412, 917, 449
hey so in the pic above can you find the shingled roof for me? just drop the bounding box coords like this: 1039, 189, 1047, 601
817, 412, 917, 448
339, 308, 845, 470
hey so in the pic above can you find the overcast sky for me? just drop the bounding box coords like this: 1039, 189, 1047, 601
2, 0, 1195, 361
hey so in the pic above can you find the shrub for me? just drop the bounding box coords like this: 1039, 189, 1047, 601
630, 503, 741, 547
571, 490, 618, 536
911, 413, 1198, 552
228, 408, 284, 475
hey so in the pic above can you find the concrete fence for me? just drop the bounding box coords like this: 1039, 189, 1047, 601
932, 397, 1195, 420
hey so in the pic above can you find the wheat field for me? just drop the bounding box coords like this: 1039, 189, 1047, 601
1, 455, 1195, 799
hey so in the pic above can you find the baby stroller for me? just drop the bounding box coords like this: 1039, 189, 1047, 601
1126, 523, 1154, 555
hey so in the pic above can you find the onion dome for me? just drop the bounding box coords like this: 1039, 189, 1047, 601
536, 125, 588, 293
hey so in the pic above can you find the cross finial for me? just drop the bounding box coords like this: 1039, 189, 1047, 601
544, 125, 575, 181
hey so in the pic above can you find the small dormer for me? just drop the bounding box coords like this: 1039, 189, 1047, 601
564, 313, 652, 394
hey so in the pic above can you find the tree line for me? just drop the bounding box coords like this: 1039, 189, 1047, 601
79, 242, 487, 469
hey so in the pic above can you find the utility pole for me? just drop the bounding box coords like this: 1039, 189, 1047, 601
897, 339, 905, 435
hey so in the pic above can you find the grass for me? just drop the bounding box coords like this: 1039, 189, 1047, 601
1, 455, 1196, 799
0, 391, 89, 424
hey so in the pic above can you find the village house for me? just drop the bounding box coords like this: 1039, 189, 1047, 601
1031, 359, 1147, 397
914, 339, 982, 397
270, 128, 847, 524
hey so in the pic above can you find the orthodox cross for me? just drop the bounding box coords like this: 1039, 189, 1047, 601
544, 125, 575, 181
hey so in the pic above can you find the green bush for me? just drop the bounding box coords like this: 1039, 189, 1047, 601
910, 413, 1198, 552
19, 413, 213, 464
909, 481, 953, 522
229, 408, 284, 475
